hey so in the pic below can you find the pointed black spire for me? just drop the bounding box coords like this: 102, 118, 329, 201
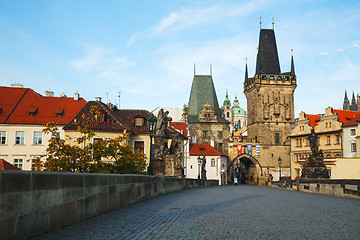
255, 29, 281, 75
290, 49, 295, 76
343, 90, 350, 110
244, 58, 249, 83
350, 91, 357, 111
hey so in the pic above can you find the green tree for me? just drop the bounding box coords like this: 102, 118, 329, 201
36, 106, 147, 174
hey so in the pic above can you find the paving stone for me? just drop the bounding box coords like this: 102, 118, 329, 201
34, 185, 360, 240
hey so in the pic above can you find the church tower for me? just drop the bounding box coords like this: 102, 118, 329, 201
350, 91, 357, 111
223, 90, 232, 122
244, 25, 296, 175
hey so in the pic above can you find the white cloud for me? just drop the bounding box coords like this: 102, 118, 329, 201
350, 40, 360, 48
128, 0, 274, 45
70, 44, 135, 72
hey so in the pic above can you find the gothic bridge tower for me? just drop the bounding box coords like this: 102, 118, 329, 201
244, 25, 297, 177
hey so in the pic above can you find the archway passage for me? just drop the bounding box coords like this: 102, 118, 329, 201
227, 154, 263, 185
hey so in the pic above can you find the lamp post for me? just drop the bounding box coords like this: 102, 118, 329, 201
197, 156, 202, 179
147, 114, 156, 175
278, 157, 282, 181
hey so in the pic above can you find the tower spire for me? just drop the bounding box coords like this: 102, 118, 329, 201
290, 49, 295, 76
343, 90, 350, 110
245, 58, 249, 83
194, 63, 196, 76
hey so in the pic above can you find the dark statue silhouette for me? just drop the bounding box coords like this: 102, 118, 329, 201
301, 128, 330, 178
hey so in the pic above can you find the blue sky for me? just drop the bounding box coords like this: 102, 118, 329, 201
1, 0, 359, 116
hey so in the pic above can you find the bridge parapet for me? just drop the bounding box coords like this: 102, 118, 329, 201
0, 171, 217, 240
271, 178, 360, 199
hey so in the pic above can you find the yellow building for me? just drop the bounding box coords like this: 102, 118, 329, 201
63, 99, 155, 165
290, 107, 360, 179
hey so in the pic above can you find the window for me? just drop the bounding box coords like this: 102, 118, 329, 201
51, 132, 60, 139
226, 112, 229, 118
275, 133, 280, 144
350, 129, 356, 136
326, 136, 331, 145
33, 131, 43, 145
218, 131, 223, 139
351, 143, 356, 152
202, 130, 208, 138
15, 131, 25, 145
135, 118, 143, 126
335, 135, 340, 144
14, 158, 23, 169
218, 143, 223, 152
134, 141, 144, 153
211, 158, 215, 167
0, 131, 6, 144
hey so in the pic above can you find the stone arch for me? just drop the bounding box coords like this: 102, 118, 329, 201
227, 154, 263, 184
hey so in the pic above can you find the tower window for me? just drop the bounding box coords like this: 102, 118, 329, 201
275, 133, 280, 145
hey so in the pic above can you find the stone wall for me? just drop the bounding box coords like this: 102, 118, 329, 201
271, 178, 360, 199
0, 171, 218, 240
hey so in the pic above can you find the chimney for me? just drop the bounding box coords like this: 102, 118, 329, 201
60, 92, 67, 97
44, 90, 54, 97
11, 83, 23, 88
74, 92, 80, 102
95, 97, 102, 102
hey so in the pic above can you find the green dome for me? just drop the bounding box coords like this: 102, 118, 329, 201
232, 107, 246, 115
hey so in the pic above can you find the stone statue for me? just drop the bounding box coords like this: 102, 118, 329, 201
301, 128, 329, 178
201, 158, 207, 180
169, 133, 183, 160
155, 109, 169, 138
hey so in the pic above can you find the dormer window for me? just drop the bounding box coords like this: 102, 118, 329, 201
56, 107, 64, 117
135, 118, 144, 126
29, 106, 38, 116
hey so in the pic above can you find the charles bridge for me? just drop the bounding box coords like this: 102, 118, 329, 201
1, 171, 359, 239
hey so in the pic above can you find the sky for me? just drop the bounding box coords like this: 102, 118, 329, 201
1, 0, 360, 116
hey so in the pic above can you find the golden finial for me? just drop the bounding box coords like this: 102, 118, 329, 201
291, 49, 293, 56
260, 16, 262, 29
272, 17, 274, 30
246, 58, 248, 64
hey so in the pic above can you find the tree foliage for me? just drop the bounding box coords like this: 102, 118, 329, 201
35, 106, 147, 174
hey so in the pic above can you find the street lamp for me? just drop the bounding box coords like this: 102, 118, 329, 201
147, 114, 157, 175
197, 156, 202, 179
278, 157, 282, 181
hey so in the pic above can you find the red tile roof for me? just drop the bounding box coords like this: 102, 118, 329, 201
0, 159, 21, 170
332, 109, 360, 125
64, 101, 127, 132
305, 114, 321, 127
171, 122, 187, 136
343, 114, 360, 127
189, 143, 227, 156
0, 86, 87, 125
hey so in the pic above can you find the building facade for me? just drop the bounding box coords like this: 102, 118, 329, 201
0, 85, 87, 171
186, 143, 228, 185
289, 107, 360, 179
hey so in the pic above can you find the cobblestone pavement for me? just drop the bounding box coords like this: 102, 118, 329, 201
35, 185, 360, 240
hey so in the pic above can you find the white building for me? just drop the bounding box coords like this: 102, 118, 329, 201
185, 143, 228, 185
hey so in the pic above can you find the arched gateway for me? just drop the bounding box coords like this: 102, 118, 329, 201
227, 154, 263, 185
